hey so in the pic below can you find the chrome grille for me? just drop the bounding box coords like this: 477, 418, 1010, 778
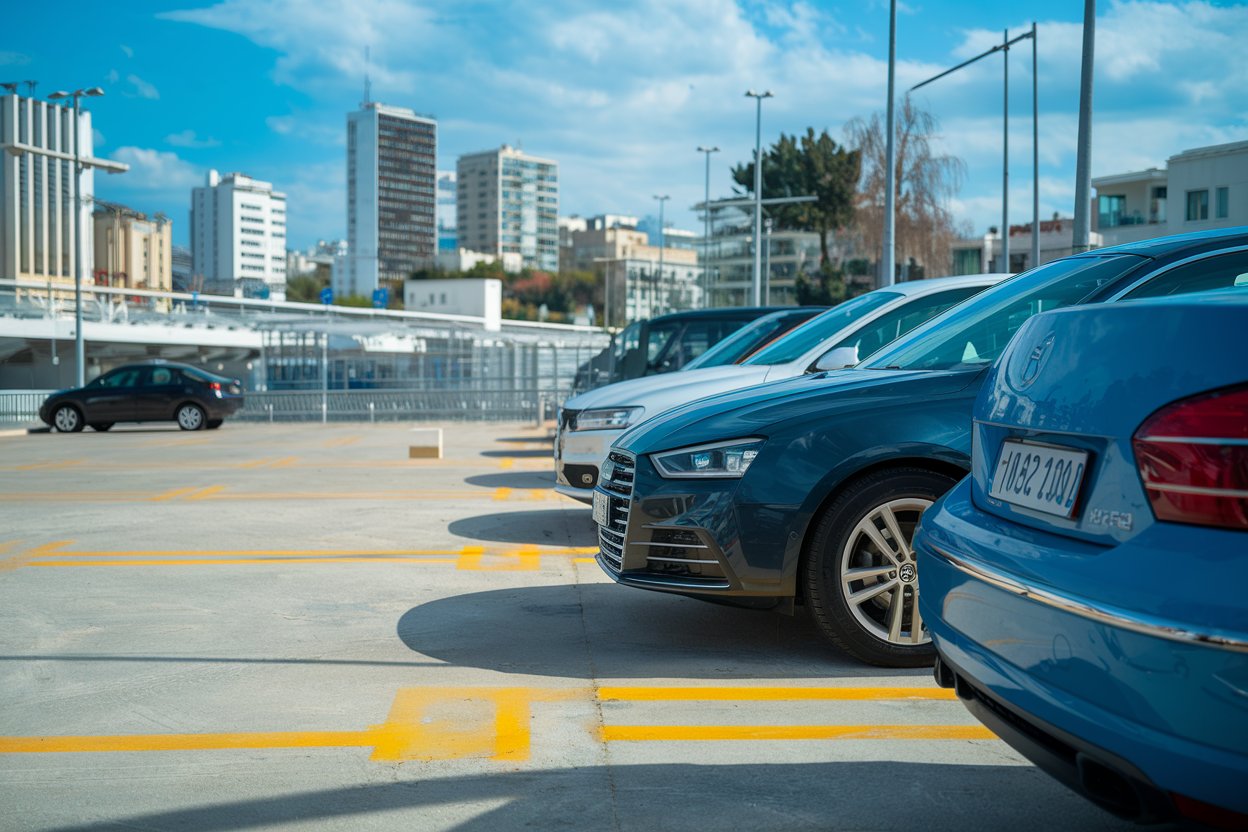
596, 451, 635, 573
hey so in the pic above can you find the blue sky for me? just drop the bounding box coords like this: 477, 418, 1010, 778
4, 0, 1246, 251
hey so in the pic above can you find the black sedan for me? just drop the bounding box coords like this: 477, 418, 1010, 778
40, 362, 245, 432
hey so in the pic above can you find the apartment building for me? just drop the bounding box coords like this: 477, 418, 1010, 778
191, 169, 288, 299
457, 145, 558, 272
92, 205, 172, 291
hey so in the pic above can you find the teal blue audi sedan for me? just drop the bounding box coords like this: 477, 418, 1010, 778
593, 227, 1248, 667
917, 292, 1247, 827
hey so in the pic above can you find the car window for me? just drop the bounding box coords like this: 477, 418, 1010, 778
862, 255, 1143, 372
147, 367, 175, 385
670, 319, 719, 369
94, 368, 142, 388
645, 320, 682, 368
684, 310, 813, 369
612, 322, 641, 363
816, 286, 985, 366
1123, 250, 1248, 299
744, 292, 901, 366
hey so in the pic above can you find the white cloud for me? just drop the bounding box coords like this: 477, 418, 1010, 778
120, 44, 134, 58
266, 114, 343, 146
126, 74, 160, 100
110, 147, 201, 191
0, 51, 31, 66
166, 129, 221, 149
107, 69, 120, 84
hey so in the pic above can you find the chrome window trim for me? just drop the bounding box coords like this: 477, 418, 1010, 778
928, 542, 1248, 653
1106, 243, 1248, 302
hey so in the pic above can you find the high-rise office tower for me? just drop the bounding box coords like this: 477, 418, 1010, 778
191, 170, 288, 298
338, 102, 437, 298
0, 92, 95, 282
457, 145, 558, 272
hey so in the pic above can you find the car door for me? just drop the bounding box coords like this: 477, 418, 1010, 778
136, 366, 183, 422
80, 367, 143, 423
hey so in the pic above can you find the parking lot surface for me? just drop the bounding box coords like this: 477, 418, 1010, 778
0, 423, 1149, 831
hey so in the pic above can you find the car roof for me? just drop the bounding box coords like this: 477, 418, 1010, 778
1085, 225, 1248, 258
884, 272, 1012, 296
646, 306, 806, 324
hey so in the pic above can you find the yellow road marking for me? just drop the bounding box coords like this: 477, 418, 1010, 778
574, 557, 597, 564
30, 557, 463, 567
0, 685, 991, 761
148, 486, 201, 502
600, 725, 996, 742
498, 458, 515, 470
599, 686, 959, 702
492, 487, 512, 501
324, 436, 361, 448
186, 485, 225, 501
238, 458, 274, 469
271, 456, 299, 468
14, 460, 84, 471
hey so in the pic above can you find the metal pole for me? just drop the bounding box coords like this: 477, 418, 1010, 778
882, 0, 897, 287
746, 90, 772, 306
321, 326, 328, 424
763, 218, 772, 304
654, 194, 670, 312
71, 95, 85, 386
1003, 29, 1010, 274
697, 146, 719, 308
1072, 0, 1096, 252
1031, 21, 1040, 269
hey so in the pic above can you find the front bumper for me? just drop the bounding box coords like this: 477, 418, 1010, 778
554, 426, 620, 504
593, 449, 797, 599
916, 479, 1248, 819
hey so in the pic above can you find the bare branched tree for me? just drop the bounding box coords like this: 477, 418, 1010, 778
845, 96, 966, 280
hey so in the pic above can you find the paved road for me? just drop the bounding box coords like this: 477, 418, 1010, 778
0, 423, 1148, 831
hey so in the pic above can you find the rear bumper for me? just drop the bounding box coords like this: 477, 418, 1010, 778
916, 481, 1248, 818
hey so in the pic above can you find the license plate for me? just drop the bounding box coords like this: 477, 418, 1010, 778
989, 440, 1088, 518
592, 490, 609, 526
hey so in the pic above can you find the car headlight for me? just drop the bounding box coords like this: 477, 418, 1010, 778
651, 438, 764, 479
573, 407, 643, 431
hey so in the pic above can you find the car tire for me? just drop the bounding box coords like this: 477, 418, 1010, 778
802, 467, 957, 668
52, 405, 84, 433
205, 420, 223, 430
176, 403, 206, 431
89, 422, 114, 432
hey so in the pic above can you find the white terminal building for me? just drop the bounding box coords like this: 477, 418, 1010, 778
0, 92, 95, 284
191, 170, 288, 300
337, 102, 438, 299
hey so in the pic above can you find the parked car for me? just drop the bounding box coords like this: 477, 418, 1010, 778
572, 307, 788, 390
915, 291, 1248, 827
592, 227, 1248, 667
557, 275, 1003, 502
679, 306, 827, 370
40, 361, 244, 432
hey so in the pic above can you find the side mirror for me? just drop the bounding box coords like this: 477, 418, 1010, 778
813, 345, 859, 372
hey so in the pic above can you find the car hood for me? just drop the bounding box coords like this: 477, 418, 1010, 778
616, 368, 984, 454
562, 364, 768, 411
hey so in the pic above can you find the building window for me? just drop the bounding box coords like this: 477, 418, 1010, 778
1186, 189, 1209, 222
1216, 187, 1229, 219
1098, 194, 1126, 228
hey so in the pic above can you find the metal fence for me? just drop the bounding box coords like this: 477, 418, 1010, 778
0, 388, 564, 425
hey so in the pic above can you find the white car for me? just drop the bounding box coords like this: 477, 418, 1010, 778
553, 274, 1008, 502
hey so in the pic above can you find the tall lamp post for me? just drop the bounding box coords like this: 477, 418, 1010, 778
696, 145, 719, 308
653, 194, 670, 314
48, 87, 105, 387
745, 89, 772, 306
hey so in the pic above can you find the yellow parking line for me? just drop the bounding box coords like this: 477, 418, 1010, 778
0, 488, 571, 503
601, 725, 996, 742
14, 460, 84, 471
30, 557, 462, 567
492, 488, 512, 501
499, 458, 515, 470
238, 458, 273, 469
185, 485, 225, 501
324, 436, 361, 448
599, 686, 958, 702
148, 487, 201, 502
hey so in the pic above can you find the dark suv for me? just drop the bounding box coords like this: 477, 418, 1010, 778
40, 362, 244, 432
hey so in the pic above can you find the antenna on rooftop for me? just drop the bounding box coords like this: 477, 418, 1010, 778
363, 46, 372, 106
24, 80, 36, 96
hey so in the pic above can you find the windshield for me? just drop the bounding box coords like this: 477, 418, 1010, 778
743, 292, 901, 366
684, 309, 817, 370
861, 255, 1143, 371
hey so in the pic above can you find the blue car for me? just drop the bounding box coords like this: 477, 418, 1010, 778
594, 227, 1248, 668
916, 292, 1247, 826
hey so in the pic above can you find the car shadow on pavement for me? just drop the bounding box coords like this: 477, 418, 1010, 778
463, 471, 555, 490
448, 508, 596, 547
36, 762, 1149, 832
479, 448, 550, 458
396, 582, 920, 679
494, 435, 554, 444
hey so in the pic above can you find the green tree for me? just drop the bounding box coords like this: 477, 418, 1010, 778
285, 273, 328, 303
732, 128, 860, 266
795, 263, 849, 306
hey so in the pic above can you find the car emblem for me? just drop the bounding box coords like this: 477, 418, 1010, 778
1020, 334, 1054, 389
898, 563, 916, 583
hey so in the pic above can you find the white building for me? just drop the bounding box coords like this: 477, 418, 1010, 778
437, 170, 457, 252
0, 93, 95, 284
191, 170, 288, 299
952, 217, 1103, 275
457, 145, 559, 272
403, 277, 502, 331
339, 102, 437, 299
1094, 140, 1248, 247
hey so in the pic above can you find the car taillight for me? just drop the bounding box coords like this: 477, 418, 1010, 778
208, 382, 221, 391
1132, 384, 1248, 531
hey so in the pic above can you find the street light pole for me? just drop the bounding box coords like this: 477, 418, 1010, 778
1072, 0, 1096, 253
653, 194, 670, 313
883, 0, 897, 287
1003, 28, 1010, 274
1031, 21, 1040, 269
696, 146, 719, 309
47, 87, 105, 387
745, 90, 772, 307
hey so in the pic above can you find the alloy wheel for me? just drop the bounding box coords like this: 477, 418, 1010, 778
838, 497, 932, 647
177, 405, 204, 431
